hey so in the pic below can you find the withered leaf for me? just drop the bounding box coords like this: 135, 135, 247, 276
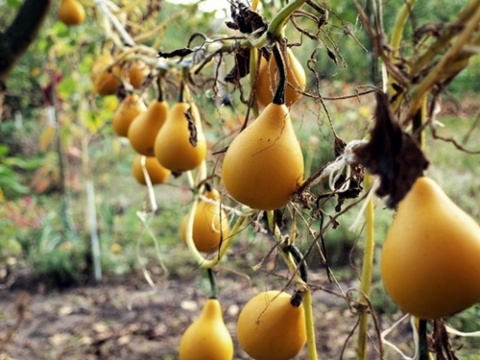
353, 92, 429, 208
185, 106, 198, 147
227, 2, 267, 34
225, 47, 250, 83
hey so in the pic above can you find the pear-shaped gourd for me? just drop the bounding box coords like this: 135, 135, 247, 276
90, 53, 122, 96
180, 187, 230, 253
128, 100, 169, 156
58, 0, 85, 26
255, 48, 306, 108
222, 103, 304, 210
154, 101, 207, 173
237, 290, 306, 360
179, 298, 234, 360
132, 155, 170, 185
112, 93, 147, 137
128, 61, 149, 89
382, 176, 480, 320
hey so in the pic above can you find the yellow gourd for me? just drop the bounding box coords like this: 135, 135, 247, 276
154, 101, 207, 173
222, 102, 304, 210
128, 100, 169, 156
237, 290, 306, 360
128, 61, 148, 89
180, 187, 230, 253
132, 155, 170, 185
90, 53, 122, 97
112, 93, 147, 137
255, 48, 306, 108
179, 298, 234, 360
58, 0, 85, 26
382, 176, 480, 320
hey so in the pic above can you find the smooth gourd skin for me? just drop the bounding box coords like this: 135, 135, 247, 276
179, 298, 234, 360
255, 48, 306, 108
128, 61, 148, 89
381, 177, 480, 320
154, 102, 207, 172
237, 290, 306, 360
58, 0, 85, 26
132, 155, 170, 185
128, 100, 169, 156
90, 54, 122, 96
222, 103, 304, 211
180, 188, 230, 253
112, 94, 147, 137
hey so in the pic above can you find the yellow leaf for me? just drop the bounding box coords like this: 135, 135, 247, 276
39, 125, 56, 151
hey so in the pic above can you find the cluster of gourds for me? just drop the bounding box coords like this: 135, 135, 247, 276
82, 1, 480, 358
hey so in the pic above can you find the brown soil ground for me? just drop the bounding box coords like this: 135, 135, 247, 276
0, 271, 410, 360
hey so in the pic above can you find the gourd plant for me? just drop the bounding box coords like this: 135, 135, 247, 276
81, 0, 480, 358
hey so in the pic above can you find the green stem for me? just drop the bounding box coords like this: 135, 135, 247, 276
303, 289, 318, 360
356, 173, 376, 360
249, 46, 260, 118
267, 0, 307, 40
207, 268, 218, 299
272, 43, 286, 105
387, 0, 416, 99
405, 1, 480, 122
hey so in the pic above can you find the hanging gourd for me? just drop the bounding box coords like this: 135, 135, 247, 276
90, 52, 122, 97
237, 290, 306, 360
381, 176, 480, 320
128, 60, 149, 89
222, 44, 304, 210
179, 297, 234, 360
255, 47, 306, 108
180, 185, 230, 254
128, 78, 169, 156
154, 83, 207, 173
58, 0, 85, 26
132, 155, 171, 186
112, 93, 147, 137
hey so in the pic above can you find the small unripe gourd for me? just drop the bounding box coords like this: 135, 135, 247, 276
90, 53, 122, 96
132, 155, 170, 185
179, 298, 234, 360
180, 187, 230, 253
237, 290, 306, 360
128, 100, 169, 156
255, 48, 306, 108
222, 102, 304, 210
112, 93, 147, 137
154, 101, 207, 173
58, 0, 85, 26
382, 176, 480, 320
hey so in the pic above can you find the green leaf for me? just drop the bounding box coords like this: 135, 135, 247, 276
6, 0, 21, 9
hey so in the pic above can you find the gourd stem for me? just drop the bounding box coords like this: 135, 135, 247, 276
418, 319, 429, 360
178, 80, 185, 103
207, 268, 218, 299
303, 289, 318, 360
156, 75, 164, 102
356, 173, 376, 360
272, 43, 286, 105
267, 0, 307, 40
